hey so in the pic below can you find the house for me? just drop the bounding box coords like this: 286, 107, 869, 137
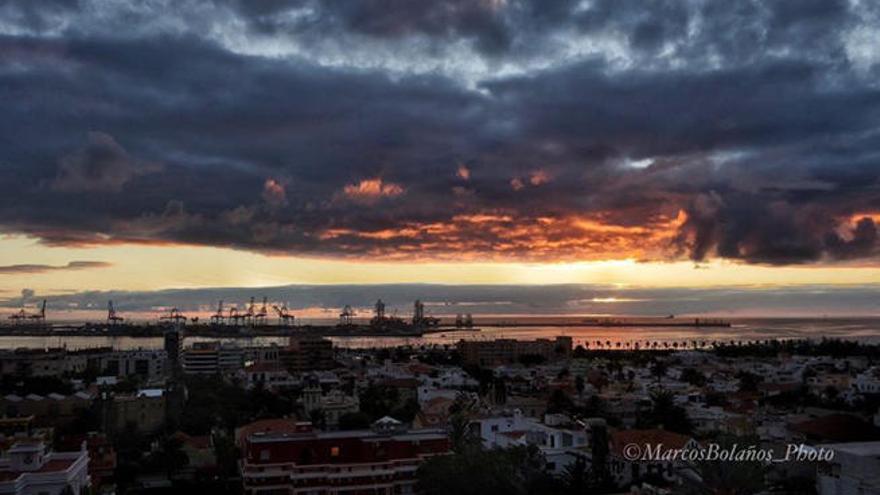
413, 397, 455, 429
242, 362, 298, 390
608, 429, 699, 488
0, 441, 91, 495
171, 432, 217, 477
817, 441, 880, 495
240, 420, 449, 495
789, 414, 880, 444
182, 342, 243, 375
57, 433, 116, 490
109, 388, 166, 435
467, 411, 588, 474
235, 418, 303, 448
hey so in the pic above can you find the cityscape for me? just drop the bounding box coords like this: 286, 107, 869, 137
2, 1, 880, 495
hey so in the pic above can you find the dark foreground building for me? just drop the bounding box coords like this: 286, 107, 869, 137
241, 417, 449, 494
458, 336, 573, 367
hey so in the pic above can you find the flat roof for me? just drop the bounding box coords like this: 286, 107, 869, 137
823, 441, 880, 456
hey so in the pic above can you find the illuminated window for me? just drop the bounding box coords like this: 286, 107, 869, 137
330, 446, 340, 457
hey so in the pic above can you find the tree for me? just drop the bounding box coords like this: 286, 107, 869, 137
575, 375, 585, 397
562, 455, 587, 494
359, 384, 399, 420
308, 409, 326, 430
547, 389, 574, 415
338, 412, 371, 430
737, 371, 763, 392
680, 367, 707, 387
638, 389, 693, 434
519, 354, 547, 367
685, 435, 767, 495
650, 360, 668, 384
417, 445, 560, 495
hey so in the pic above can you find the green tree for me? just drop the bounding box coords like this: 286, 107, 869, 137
638, 389, 693, 434
338, 412, 371, 430
418, 445, 560, 495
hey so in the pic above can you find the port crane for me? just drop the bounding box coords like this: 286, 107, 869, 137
159, 307, 187, 325
8, 308, 28, 324
31, 300, 47, 324
107, 300, 124, 325
254, 297, 269, 326
412, 300, 440, 328
339, 305, 355, 325
272, 304, 294, 326
243, 297, 256, 326
9, 300, 47, 325
227, 307, 242, 326
210, 300, 225, 325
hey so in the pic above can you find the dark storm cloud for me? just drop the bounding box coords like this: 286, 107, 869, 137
0, 261, 112, 275
52, 131, 162, 192
0, 0, 879, 264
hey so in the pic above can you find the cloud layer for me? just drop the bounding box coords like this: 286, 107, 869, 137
0, 0, 879, 264
0, 261, 112, 275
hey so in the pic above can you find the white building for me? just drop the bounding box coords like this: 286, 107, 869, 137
242, 362, 298, 390
182, 342, 243, 374
854, 368, 880, 395
102, 349, 167, 381
301, 386, 360, 430
0, 441, 90, 495
468, 411, 588, 474
817, 442, 880, 495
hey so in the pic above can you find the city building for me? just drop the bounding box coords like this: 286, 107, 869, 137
458, 337, 573, 367
817, 441, 880, 495
101, 349, 167, 382
0, 441, 91, 495
242, 362, 298, 390
0, 393, 94, 428
301, 386, 360, 430
182, 342, 243, 375
279, 337, 335, 373
0, 349, 67, 378
164, 329, 183, 374
109, 389, 166, 435
240, 419, 450, 495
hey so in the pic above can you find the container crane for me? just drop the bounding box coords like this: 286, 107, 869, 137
339, 305, 354, 325
107, 300, 124, 325
254, 296, 269, 326
159, 307, 187, 325
210, 300, 225, 325
28, 300, 47, 325
227, 307, 242, 326
244, 297, 256, 326
272, 304, 294, 326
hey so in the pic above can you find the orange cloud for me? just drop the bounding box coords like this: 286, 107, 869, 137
510, 177, 524, 191
529, 169, 551, 186
262, 178, 287, 207
342, 178, 404, 203
316, 210, 688, 262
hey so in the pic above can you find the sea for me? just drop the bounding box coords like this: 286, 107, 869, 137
0, 317, 878, 351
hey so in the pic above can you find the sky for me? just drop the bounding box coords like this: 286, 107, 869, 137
1, 0, 879, 316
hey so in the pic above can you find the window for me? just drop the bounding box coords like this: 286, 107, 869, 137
260, 450, 270, 461
330, 446, 340, 457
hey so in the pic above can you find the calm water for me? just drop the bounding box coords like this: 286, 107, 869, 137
0, 318, 878, 350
